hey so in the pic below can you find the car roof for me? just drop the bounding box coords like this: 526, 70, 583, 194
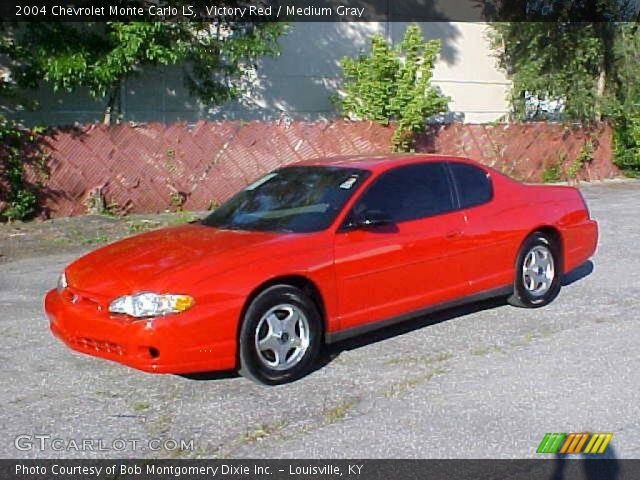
292, 154, 476, 172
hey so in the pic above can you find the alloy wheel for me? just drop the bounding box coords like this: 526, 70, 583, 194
522, 245, 555, 297
254, 304, 310, 371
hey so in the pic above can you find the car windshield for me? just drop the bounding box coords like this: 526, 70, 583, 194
201, 166, 369, 233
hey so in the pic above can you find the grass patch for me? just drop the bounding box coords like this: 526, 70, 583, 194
167, 446, 195, 459
385, 351, 452, 366
0, 328, 15, 339
384, 378, 422, 398
541, 328, 555, 338
472, 344, 505, 356
78, 233, 110, 245
50, 237, 72, 246
127, 219, 162, 235
383, 368, 446, 398
323, 400, 357, 424
167, 211, 198, 226
94, 389, 120, 399
131, 401, 151, 412
471, 346, 489, 356
147, 414, 174, 435
240, 420, 286, 444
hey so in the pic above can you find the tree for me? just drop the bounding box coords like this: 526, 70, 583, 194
481, 0, 638, 117
489, 22, 616, 122
1, 20, 284, 124
336, 24, 449, 152
610, 25, 640, 172
486, 0, 640, 172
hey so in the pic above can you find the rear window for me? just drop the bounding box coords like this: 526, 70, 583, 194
449, 162, 492, 209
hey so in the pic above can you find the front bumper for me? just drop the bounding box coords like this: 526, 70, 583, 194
44, 289, 238, 374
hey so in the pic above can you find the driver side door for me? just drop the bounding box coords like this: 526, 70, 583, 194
333, 162, 469, 331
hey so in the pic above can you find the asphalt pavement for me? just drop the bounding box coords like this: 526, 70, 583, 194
0, 180, 638, 459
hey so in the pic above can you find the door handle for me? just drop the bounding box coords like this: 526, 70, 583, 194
445, 229, 462, 239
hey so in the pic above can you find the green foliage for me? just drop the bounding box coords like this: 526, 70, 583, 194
127, 219, 162, 235
336, 24, 449, 152
78, 233, 110, 246
0, 115, 44, 221
609, 26, 640, 173
3, 188, 37, 221
567, 140, 594, 180
490, 23, 609, 121
169, 190, 186, 211
542, 162, 562, 183
541, 139, 595, 183
613, 111, 640, 172
1, 21, 284, 122
487, 0, 632, 122
167, 210, 197, 226
491, 17, 640, 173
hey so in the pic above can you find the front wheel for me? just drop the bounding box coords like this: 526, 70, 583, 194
238, 285, 322, 385
508, 232, 561, 308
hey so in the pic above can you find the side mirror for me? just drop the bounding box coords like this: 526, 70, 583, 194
352, 209, 394, 229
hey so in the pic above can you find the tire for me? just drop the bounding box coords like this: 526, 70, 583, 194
238, 285, 322, 385
508, 232, 561, 308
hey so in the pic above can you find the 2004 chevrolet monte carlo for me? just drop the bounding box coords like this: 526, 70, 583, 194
44, 155, 598, 385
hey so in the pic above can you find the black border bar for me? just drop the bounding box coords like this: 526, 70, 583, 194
2, 459, 639, 480
1, 0, 639, 22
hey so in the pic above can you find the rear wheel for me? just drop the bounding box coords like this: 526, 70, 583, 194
238, 285, 322, 385
508, 232, 561, 308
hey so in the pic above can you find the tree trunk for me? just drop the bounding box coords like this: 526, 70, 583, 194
102, 84, 120, 125
102, 105, 112, 125
595, 65, 606, 122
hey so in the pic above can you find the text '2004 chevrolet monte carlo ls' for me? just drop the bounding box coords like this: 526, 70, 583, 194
44, 155, 598, 385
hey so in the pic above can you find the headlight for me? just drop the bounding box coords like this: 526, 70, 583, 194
109, 293, 195, 318
57, 272, 68, 291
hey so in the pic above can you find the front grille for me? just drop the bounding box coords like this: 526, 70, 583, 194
69, 336, 125, 356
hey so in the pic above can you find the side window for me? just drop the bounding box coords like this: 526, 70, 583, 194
348, 162, 455, 224
449, 162, 492, 209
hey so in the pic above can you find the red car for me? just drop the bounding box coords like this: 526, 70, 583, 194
45, 155, 598, 384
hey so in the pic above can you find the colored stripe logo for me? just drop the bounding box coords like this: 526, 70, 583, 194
537, 433, 613, 454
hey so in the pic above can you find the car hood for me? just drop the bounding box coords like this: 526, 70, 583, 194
66, 224, 286, 295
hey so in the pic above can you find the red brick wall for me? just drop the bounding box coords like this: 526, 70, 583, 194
416, 122, 617, 182
6, 121, 619, 218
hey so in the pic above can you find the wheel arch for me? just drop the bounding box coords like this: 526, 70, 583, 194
521, 225, 565, 272
237, 275, 327, 342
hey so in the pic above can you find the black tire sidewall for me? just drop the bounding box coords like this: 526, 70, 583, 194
513, 233, 561, 308
239, 285, 322, 385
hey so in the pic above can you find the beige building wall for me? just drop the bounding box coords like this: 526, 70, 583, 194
425, 23, 511, 123
7, 22, 511, 126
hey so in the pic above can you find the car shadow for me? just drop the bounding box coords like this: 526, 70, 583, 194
180, 370, 241, 381
181, 260, 595, 382
315, 260, 594, 373
549, 445, 619, 480
562, 260, 594, 287
180, 296, 508, 382
314, 295, 509, 373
